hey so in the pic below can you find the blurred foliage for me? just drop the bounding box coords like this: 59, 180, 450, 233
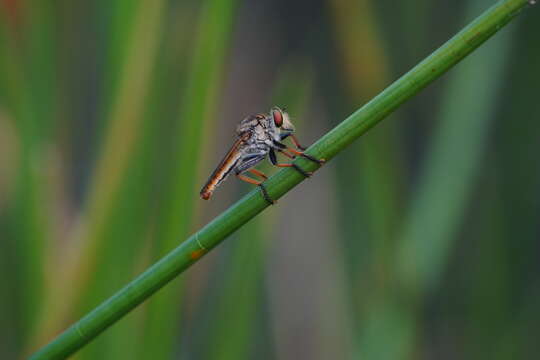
0, 0, 539, 359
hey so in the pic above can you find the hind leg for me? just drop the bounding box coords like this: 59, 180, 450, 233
235, 153, 275, 205
236, 172, 275, 205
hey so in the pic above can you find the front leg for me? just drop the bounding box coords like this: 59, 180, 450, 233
290, 134, 306, 151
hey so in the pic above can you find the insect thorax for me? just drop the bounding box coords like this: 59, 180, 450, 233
236, 114, 280, 145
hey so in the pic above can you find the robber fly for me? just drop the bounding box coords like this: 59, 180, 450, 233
200, 107, 325, 204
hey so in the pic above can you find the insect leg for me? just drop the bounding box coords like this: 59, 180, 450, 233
269, 148, 278, 164
236, 173, 274, 205
277, 149, 296, 159
236, 173, 262, 186
273, 139, 325, 165
290, 134, 306, 151
287, 147, 326, 165
235, 152, 275, 205
269, 149, 312, 178
249, 168, 268, 180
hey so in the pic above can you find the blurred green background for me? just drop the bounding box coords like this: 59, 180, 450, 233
1, 0, 539, 359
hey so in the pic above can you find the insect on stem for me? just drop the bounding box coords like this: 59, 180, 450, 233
200, 107, 324, 203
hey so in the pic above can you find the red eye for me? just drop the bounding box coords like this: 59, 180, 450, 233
273, 110, 283, 127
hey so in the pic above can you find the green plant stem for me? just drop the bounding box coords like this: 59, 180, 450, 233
29, 0, 533, 358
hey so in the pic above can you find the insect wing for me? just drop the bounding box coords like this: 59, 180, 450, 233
200, 133, 250, 200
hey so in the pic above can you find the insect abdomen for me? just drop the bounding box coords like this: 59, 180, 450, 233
200, 151, 242, 200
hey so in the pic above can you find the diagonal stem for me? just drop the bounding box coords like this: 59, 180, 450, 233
29, 1, 535, 358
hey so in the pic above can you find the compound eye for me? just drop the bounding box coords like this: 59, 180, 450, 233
272, 109, 283, 127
